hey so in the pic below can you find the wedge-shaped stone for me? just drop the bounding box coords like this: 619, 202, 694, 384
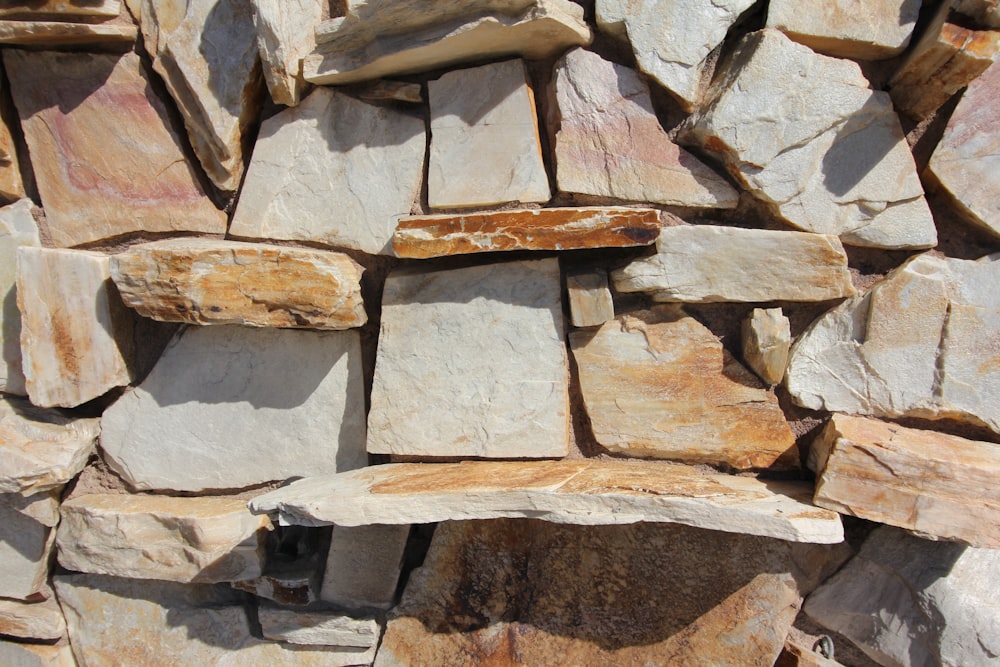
570, 307, 797, 469
321, 524, 409, 610
0, 640, 75, 667
306, 0, 590, 85
681, 30, 937, 250
57, 494, 273, 583
110, 239, 366, 330
393, 207, 660, 258
3, 50, 225, 247
0, 397, 100, 495
548, 48, 738, 208
428, 59, 549, 208
743, 307, 791, 386
252, 0, 322, 106
0, 200, 39, 395
567, 269, 614, 328
0, 591, 66, 642
229, 87, 424, 255
54, 574, 377, 666
810, 415, 1000, 548
0, 19, 136, 45
0, 89, 26, 203
0, 493, 55, 600
956, 0, 1000, 28
17, 248, 133, 409
259, 607, 380, 648
767, 0, 920, 59
101, 326, 367, 492
612, 225, 855, 303
786, 253, 1000, 434
804, 526, 1000, 667
367, 259, 568, 458
250, 460, 845, 543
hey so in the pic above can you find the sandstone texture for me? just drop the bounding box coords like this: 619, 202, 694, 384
110, 239, 366, 330
353, 79, 423, 104
428, 59, 549, 208
3, 50, 225, 247
0, 94, 26, 203
393, 207, 660, 258
367, 259, 568, 458
956, 0, 1000, 28
320, 524, 410, 610
0, 493, 55, 600
0, 199, 39, 395
229, 87, 425, 255
682, 29, 937, 250
743, 307, 791, 386
0, 594, 66, 642
570, 307, 798, 469
252, 0, 322, 106
259, 607, 380, 650
566, 268, 614, 328
100, 326, 367, 492
767, 0, 920, 59
0, 641, 75, 667
548, 48, 738, 208
612, 225, 855, 303
0, 19, 136, 45
250, 460, 844, 544
0, 1, 121, 18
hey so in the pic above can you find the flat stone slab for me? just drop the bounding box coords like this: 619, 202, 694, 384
0, 199, 40, 395
0, 97, 27, 203
321, 524, 410, 611
252, 0, 323, 106
111, 239, 366, 330
0, 19, 136, 45
0, 593, 66, 642
0, 1, 120, 18
392, 207, 660, 258
767, 0, 920, 59
0, 493, 55, 600
250, 460, 845, 544
0, 640, 75, 667
366, 258, 569, 458
259, 606, 380, 648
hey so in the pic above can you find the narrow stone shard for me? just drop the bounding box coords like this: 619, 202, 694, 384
547, 48, 738, 208
259, 607, 380, 649
250, 460, 845, 544
767, 0, 921, 59
229, 87, 425, 255
0, 86, 26, 203
428, 59, 549, 208
0, 200, 39, 395
0, 1, 121, 18
353, 79, 423, 104
367, 259, 568, 458
3, 50, 225, 247
393, 207, 660, 258
681, 29, 937, 250
0, 593, 66, 642
17, 248, 133, 409
100, 326, 367, 493
566, 269, 614, 328
0, 19, 136, 45
110, 239, 366, 330
743, 307, 792, 386
0, 640, 75, 667
320, 524, 410, 610
0, 493, 55, 600
570, 306, 797, 469
251, 0, 322, 106
955, 0, 1000, 28
612, 225, 855, 303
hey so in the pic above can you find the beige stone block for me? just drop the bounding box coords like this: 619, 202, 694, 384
0, 593, 66, 642
251, 0, 322, 106
0, 1, 120, 17
742, 307, 791, 386
767, 0, 921, 59
566, 269, 614, 328
0, 199, 39, 395
0, 640, 75, 667
259, 606, 380, 649
320, 524, 409, 610
0, 20, 136, 45
0, 493, 55, 601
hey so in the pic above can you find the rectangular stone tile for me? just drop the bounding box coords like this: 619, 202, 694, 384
320, 524, 410, 610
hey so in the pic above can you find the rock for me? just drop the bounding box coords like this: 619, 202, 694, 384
0, 493, 55, 600
110, 239, 366, 330
54, 573, 377, 666
612, 225, 855, 303
305, 0, 591, 85
743, 307, 792, 386
0, 396, 100, 495
428, 59, 549, 208
320, 524, 410, 610
258, 607, 380, 648
231, 525, 326, 606
766, 0, 920, 59
353, 79, 423, 104
925, 59, 1000, 237
100, 325, 367, 493
566, 269, 614, 328
375, 520, 849, 666
0, 1, 121, 18
0, 19, 137, 46
229, 87, 424, 255
3, 50, 225, 247
251, 0, 322, 107
0, 592, 66, 642
0, 641, 75, 667
804, 525, 1000, 667
17, 248, 134, 409
547, 48, 738, 208
392, 207, 660, 258
786, 253, 1000, 435
57, 494, 273, 583
570, 306, 797, 469
775, 634, 844, 667
809, 414, 1000, 549
0, 199, 39, 395
249, 460, 845, 544
681, 29, 937, 250
955, 0, 1000, 28
132, 0, 262, 191
367, 259, 568, 458
0, 90, 26, 203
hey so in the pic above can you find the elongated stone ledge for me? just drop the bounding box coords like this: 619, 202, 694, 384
0, 20, 136, 45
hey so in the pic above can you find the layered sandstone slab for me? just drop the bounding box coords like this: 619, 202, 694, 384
0, 593, 66, 642
0, 19, 136, 45
0, 640, 74, 667
0, 95, 26, 202
566, 269, 614, 328
0, 1, 120, 18
250, 460, 845, 544
0, 200, 39, 395
320, 524, 410, 610
0, 493, 55, 600
259, 607, 380, 649
3, 50, 225, 247
251, 0, 322, 106
743, 307, 791, 386
110, 239, 366, 330
766, 0, 920, 59
393, 207, 659, 258
570, 307, 797, 469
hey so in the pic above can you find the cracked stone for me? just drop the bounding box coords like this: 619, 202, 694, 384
0, 592, 66, 642
251, 0, 323, 106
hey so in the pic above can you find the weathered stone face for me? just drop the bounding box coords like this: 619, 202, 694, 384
566, 269, 614, 328
0, 200, 39, 395
742, 307, 791, 386
251, 0, 323, 106
0, 493, 56, 601
0, 1, 121, 18
320, 524, 410, 611
0, 592, 66, 642
258, 607, 380, 649
0, 640, 75, 667
0, 19, 137, 46
766, 0, 921, 59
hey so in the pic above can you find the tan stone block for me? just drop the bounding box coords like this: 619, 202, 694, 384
0, 19, 136, 45
0, 0, 120, 18
767, 0, 921, 59
0, 493, 55, 601
566, 269, 614, 328
259, 606, 380, 648
0, 199, 39, 395
0, 640, 75, 667
251, 0, 322, 107
0, 592, 66, 642
742, 307, 791, 386
320, 524, 409, 610
0, 83, 26, 203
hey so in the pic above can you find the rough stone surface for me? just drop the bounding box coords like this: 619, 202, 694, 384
259, 607, 380, 649
570, 306, 797, 469
0, 94, 26, 202
955, 0, 1000, 28
3, 50, 225, 247
376, 520, 849, 667
57, 494, 273, 583
804, 526, 1000, 667
110, 239, 366, 330
567, 269, 614, 328
0, 396, 100, 495
100, 326, 367, 493
250, 460, 845, 544
548, 48, 738, 208
229, 87, 425, 255
320, 524, 410, 610
767, 0, 920, 59
367, 259, 568, 458
0, 641, 75, 667
0, 199, 39, 395
252, 0, 322, 106
354, 79, 423, 104
0, 1, 120, 18
392, 207, 660, 258
743, 307, 792, 386
17, 248, 133, 409
0, 493, 54, 600
612, 225, 855, 303
428, 59, 549, 208
681, 29, 937, 250
0, 19, 136, 45
786, 253, 1000, 435
0, 593, 66, 642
